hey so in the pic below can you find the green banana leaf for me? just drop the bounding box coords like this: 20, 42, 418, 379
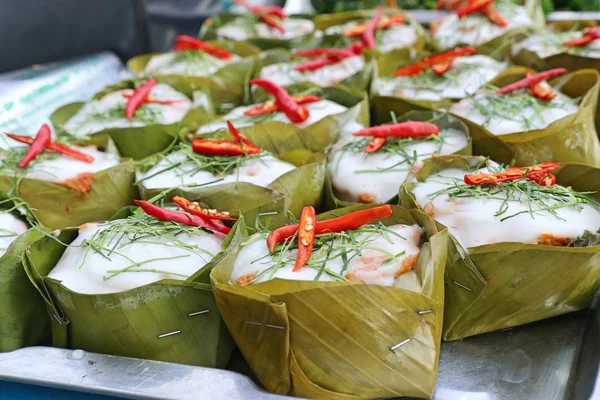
0, 160, 136, 230
429, 0, 544, 58
400, 155, 600, 340
50, 81, 210, 161
324, 110, 473, 210
189, 85, 370, 154
251, 48, 375, 93
21, 206, 241, 367
313, 9, 426, 58
127, 41, 262, 110
0, 223, 47, 352
511, 21, 600, 72
210, 205, 448, 399
199, 14, 320, 50
138, 146, 326, 230
453, 67, 600, 167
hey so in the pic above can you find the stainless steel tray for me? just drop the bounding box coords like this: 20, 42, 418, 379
1, 305, 598, 400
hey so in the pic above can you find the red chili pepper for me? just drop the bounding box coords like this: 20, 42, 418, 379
134, 200, 231, 234
529, 172, 556, 186
343, 14, 406, 37
244, 95, 322, 116
292, 48, 356, 60
483, 4, 508, 27
393, 63, 425, 77
125, 79, 157, 119
392, 46, 476, 77
232, 0, 286, 19
17, 124, 52, 168
293, 58, 339, 72
353, 121, 440, 138
5, 133, 94, 163
365, 137, 387, 153
464, 162, 560, 185
456, 0, 494, 18
362, 5, 384, 50
495, 68, 567, 95
172, 196, 236, 221
563, 27, 600, 47
260, 14, 286, 34
350, 41, 365, 55
432, 61, 452, 75
122, 92, 185, 105
526, 69, 556, 101
293, 206, 316, 271
266, 204, 393, 253
173, 35, 233, 59
249, 79, 309, 123
226, 120, 253, 146
192, 139, 262, 156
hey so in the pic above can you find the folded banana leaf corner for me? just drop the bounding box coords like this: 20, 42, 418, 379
191, 84, 370, 154
128, 40, 263, 111
0, 160, 137, 230
324, 110, 473, 210
210, 205, 448, 399
50, 80, 210, 161
511, 21, 600, 72
400, 155, 600, 340
455, 67, 600, 167
251, 48, 375, 93
1, 224, 47, 352
22, 207, 236, 368
429, 0, 544, 59
199, 14, 320, 50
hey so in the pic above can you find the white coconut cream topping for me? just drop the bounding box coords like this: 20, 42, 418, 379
216, 17, 314, 41
512, 31, 600, 59
450, 84, 578, 135
231, 223, 423, 286
64, 83, 192, 137
143, 51, 241, 77
433, 2, 533, 49
136, 146, 295, 190
20, 146, 120, 183
373, 55, 507, 101
196, 100, 348, 134
0, 213, 28, 254
411, 166, 600, 248
259, 55, 365, 87
48, 219, 224, 294
330, 127, 468, 204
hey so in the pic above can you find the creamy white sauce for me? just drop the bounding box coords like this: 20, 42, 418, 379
217, 17, 314, 40
330, 128, 468, 203
323, 20, 418, 51
258, 55, 365, 87
196, 99, 348, 134
48, 221, 224, 294
373, 55, 507, 101
143, 51, 241, 77
64, 83, 192, 137
450, 85, 578, 135
231, 223, 423, 286
0, 213, 28, 254
411, 167, 600, 248
21, 146, 120, 183
136, 150, 295, 190
512, 31, 600, 59
433, 3, 533, 49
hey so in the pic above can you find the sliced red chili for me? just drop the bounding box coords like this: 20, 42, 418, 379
244, 94, 322, 117
173, 35, 233, 59
5, 133, 94, 163
392, 46, 476, 77
18, 124, 52, 168
464, 162, 560, 185
125, 79, 157, 119
563, 27, 600, 47
266, 204, 393, 253
393, 63, 425, 77
249, 79, 310, 123
343, 14, 406, 37
260, 14, 286, 34
529, 173, 557, 186
362, 5, 384, 50
232, 0, 286, 19
365, 137, 387, 153
226, 120, 252, 146
526, 69, 556, 101
483, 4, 508, 27
192, 139, 262, 156
353, 121, 440, 138
293, 58, 338, 72
134, 200, 231, 234
350, 41, 365, 55
122, 92, 185, 105
172, 195, 236, 221
293, 206, 316, 271
456, 0, 494, 18
432, 61, 452, 75
496, 68, 567, 95
292, 48, 356, 60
